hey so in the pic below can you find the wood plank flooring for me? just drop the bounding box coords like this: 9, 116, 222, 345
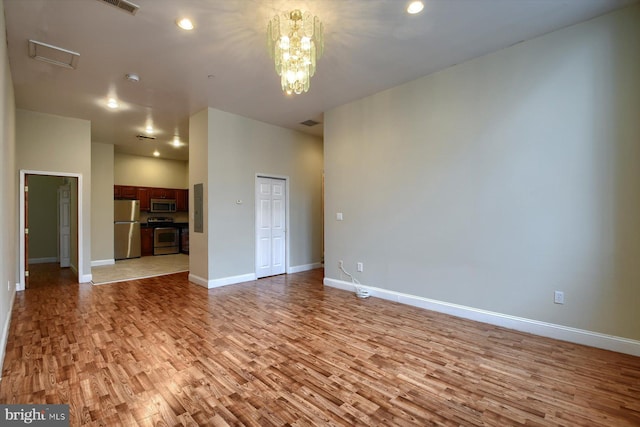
1, 268, 639, 426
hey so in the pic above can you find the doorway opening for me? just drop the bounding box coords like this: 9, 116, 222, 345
19, 170, 83, 290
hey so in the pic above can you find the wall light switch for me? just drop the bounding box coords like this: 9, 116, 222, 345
336, 212, 343, 221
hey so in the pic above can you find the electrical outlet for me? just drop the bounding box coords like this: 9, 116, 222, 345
357, 262, 363, 272
554, 291, 564, 304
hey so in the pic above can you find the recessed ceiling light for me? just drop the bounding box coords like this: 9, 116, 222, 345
107, 98, 119, 109
153, 150, 160, 157
171, 136, 182, 147
407, 1, 424, 14
176, 18, 194, 30
145, 125, 154, 134
125, 73, 140, 83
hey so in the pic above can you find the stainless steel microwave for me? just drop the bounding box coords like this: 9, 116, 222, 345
150, 198, 176, 213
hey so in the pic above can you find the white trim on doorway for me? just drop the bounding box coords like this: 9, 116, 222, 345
19, 170, 87, 291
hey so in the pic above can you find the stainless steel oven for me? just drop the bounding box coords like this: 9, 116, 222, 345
153, 227, 179, 255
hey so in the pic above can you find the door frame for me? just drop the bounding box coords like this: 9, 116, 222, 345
19, 170, 84, 291
58, 182, 71, 268
255, 174, 291, 276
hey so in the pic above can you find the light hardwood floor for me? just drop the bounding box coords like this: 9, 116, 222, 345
1, 267, 639, 426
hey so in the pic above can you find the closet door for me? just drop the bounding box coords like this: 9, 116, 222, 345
256, 177, 286, 278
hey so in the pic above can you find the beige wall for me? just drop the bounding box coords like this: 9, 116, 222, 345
189, 108, 323, 283
188, 109, 210, 281
16, 109, 92, 283
0, 0, 17, 373
325, 5, 640, 341
91, 143, 114, 263
28, 175, 64, 261
114, 152, 188, 188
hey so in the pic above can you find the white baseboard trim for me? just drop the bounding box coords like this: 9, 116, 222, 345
189, 266, 321, 290
188, 273, 208, 287
69, 264, 91, 283
288, 262, 323, 274
91, 259, 115, 267
189, 272, 256, 289
0, 288, 16, 376
323, 277, 640, 357
28, 257, 57, 264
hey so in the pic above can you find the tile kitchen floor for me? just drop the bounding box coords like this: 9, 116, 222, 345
91, 253, 189, 285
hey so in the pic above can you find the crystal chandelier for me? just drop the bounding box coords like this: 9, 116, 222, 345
267, 9, 324, 95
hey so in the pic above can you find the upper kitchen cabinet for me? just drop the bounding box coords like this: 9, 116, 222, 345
150, 188, 176, 199
114, 185, 137, 199
176, 189, 188, 212
137, 187, 150, 211
114, 185, 188, 212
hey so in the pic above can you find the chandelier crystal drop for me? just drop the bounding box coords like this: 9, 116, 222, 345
267, 9, 324, 95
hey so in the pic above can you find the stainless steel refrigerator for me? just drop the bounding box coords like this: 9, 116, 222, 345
114, 199, 141, 260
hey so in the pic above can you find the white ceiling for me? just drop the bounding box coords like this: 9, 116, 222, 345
4, 0, 637, 161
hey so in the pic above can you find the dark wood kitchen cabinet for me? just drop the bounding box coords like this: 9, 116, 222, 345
115, 185, 137, 199
137, 187, 150, 211
150, 188, 176, 199
141, 227, 154, 257
115, 186, 188, 212
180, 227, 189, 254
176, 189, 188, 211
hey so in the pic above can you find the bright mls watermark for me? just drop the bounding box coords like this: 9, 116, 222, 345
1, 405, 69, 426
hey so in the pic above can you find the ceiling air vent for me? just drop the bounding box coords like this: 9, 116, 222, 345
136, 134, 156, 141
300, 119, 320, 127
28, 40, 80, 69
96, 0, 140, 15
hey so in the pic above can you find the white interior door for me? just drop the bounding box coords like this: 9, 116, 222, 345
256, 177, 286, 278
58, 183, 71, 268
